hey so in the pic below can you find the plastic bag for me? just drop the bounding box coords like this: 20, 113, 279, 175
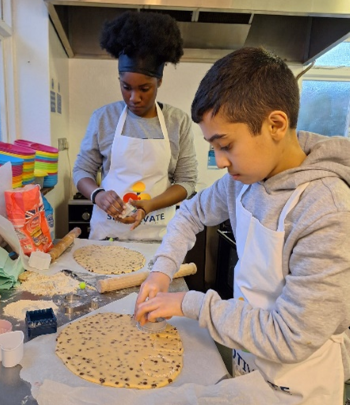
5, 184, 53, 256
0, 246, 24, 290
42, 195, 54, 240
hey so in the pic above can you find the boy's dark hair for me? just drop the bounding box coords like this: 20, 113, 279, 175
100, 11, 183, 66
191, 47, 300, 134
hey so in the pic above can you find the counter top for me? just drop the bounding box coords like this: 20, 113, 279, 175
0, 275, 188, 405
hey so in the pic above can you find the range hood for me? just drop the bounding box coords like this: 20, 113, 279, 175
44, 0, 350, 65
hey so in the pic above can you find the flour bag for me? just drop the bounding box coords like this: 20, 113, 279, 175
5, 184, 53, 256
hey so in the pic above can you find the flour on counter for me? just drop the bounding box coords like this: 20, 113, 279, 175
17, 271, 80, 296
3, 300, 58, 320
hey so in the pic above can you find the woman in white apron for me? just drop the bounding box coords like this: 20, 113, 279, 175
73, 11, 197, 241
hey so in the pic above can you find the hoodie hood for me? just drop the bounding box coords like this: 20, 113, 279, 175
265, 131, 350, 192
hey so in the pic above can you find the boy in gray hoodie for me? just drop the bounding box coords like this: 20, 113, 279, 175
134, 47, 350, 404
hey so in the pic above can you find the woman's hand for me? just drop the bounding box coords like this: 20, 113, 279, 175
134, 292, 186, 326
95, 193, 147, 229
134, 272, 171, 324
95, 190, 126, 218
116, 199, 153, 229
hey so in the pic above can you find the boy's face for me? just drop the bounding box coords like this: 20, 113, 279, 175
199, 110, 287, 184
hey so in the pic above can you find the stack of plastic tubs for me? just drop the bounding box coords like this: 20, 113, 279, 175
14, 140, 59, 188
0, 155, 24, 188
0, 142, 35, 186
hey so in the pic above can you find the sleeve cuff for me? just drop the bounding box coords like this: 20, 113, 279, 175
73, 172, 95, 187
151, 256, 178, 280
174, 182, 194, 199
181, 290, 205, 320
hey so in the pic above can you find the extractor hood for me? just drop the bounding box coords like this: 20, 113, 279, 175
44, 0, 350, 65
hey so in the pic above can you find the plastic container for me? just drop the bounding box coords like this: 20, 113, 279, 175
25, 308, 57, 340
0, 330, 24, 367
0, 319, 12, 334
34, 169, 48, 188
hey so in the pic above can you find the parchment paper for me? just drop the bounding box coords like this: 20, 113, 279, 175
30, 237, 160, 276
35, 371, 281, 405
0, 215, 160, 277
20, 293, 236, 405
0, 215, 50, 273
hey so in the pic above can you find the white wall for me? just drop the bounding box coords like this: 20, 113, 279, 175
12, 0, 50, 142
48, 22, 70, 238
68, 59, 227, 195
10, 1, 72, 238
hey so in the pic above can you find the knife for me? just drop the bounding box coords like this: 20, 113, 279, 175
62, 269, 96, 291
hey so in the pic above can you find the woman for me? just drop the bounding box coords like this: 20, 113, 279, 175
73, 11, 198, 241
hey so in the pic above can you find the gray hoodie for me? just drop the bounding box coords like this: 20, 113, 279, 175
151, 131, 350, 380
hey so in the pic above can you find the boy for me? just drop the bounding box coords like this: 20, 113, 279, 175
134, 47, 350, 404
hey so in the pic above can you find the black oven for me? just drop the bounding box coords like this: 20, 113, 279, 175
215, 220, 238, 300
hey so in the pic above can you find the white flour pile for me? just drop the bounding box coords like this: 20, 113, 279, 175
18, 271, 80, 296
3, 300, 58, 321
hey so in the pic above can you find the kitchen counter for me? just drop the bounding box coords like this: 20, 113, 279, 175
0, 275, 188, 405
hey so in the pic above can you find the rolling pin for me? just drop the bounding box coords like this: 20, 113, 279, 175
96, 262, 197, 293
48, 227, 81, 262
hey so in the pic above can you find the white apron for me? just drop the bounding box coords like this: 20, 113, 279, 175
233, 183, 344, 405
89, 103, 175, 241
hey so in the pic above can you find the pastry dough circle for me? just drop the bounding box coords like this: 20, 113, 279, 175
55, 312, 184, 389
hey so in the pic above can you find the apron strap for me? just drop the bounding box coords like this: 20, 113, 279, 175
115, 104, 128, 138
237, 184, 250, 199
115, 102, 169, 141
155, 102, 169, 142
277, 182, 310, 232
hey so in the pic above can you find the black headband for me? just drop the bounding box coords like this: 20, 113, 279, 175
118, 53, 165, 78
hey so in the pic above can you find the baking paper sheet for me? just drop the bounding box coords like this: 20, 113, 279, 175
0, 215, 32, 270
35, 371, 281, 405
0, 216, 160, 278
31, 237, 160, 276
20, 293, 239, 405
0, 215, 53, 274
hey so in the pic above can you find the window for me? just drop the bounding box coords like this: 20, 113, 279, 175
298, 80, 350, 137
297, 40, 350, 138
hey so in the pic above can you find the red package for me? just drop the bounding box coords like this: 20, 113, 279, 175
5, 184, 53, 256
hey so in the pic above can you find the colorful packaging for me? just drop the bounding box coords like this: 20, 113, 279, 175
5, 184, 53, 256
42, 195, 54, 240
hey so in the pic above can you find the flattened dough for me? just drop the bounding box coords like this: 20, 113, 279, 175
73, 245, 145, 275
55, 313, 183, 389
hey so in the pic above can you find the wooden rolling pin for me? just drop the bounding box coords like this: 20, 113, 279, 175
96, 262, 197, 293
48, 227, 81, 262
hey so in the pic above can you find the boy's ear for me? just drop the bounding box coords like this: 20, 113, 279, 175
157, 78, 163, 88
267, 111, 288, 140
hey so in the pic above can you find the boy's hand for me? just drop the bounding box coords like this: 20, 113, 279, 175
134, 272, 171, 324
134, 292, 186, 326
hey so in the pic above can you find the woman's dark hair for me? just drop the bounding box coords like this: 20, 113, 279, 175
100, 11, 183, 65
191, 47, 300, 134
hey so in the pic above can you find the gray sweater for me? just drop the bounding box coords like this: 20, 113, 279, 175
73, 101, 197, 198
152, 131, 350, 380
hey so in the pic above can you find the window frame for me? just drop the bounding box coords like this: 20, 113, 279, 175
298, 66, 350, 138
